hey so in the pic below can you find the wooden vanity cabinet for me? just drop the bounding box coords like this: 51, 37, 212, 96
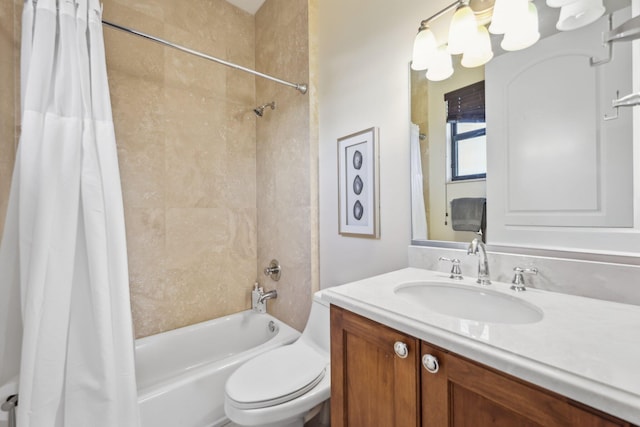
330, 305, 635, 427
421, 342, 632, 427
330, 305, 420, 427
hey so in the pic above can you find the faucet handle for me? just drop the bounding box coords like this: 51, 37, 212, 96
438, 257, 463, 280
511, 267, 538, 291
263, 259, 281, 281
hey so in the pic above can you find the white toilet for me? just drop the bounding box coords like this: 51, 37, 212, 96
224, 291, 331, 427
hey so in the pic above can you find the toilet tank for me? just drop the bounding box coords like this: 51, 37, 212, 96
299, 291, 330, 354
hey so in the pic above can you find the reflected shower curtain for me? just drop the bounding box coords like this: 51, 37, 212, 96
0, 0, 140, 425
410, 124, 428, 240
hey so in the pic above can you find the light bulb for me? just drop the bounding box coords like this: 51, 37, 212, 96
411, 26, 438, 71
447, 3, 478, 55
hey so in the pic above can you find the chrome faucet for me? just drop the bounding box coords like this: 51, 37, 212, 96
258, 289, 278, 304
252, 283, 278, 313
438, 256, 463, 280
467, 238, 491, 286
510, 266, 538, 292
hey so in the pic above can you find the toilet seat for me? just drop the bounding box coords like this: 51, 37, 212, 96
225, 343, 327, 410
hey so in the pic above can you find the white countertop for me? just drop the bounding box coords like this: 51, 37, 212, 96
322, 267, 640, 425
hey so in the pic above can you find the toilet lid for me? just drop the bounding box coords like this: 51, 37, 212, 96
225, 343, 328, 409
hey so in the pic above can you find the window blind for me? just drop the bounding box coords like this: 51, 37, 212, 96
444, 80, 485, 122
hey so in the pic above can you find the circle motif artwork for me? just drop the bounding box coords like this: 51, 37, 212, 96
353, 200, 364, 220
353, 150, 363, 170
352, 151, 365, 222
353, 175, 363, 195
338, 129, 378, 235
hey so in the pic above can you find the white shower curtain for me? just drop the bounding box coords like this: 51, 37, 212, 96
0, 0, 140, 425
410, 123, 428, 240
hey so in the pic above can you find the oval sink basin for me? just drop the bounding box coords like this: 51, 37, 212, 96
394, 281, 543, 324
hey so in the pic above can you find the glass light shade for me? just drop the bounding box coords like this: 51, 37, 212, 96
426, 46, 454, 81
447, 4, 478, 54
546, 0, 576, 7
490, 0, 530, 35
501, 1, 540, 51
411, 27, 438, 70
461, 25, 494, 68
488, 0, 512, 34
556, 0, 605, 31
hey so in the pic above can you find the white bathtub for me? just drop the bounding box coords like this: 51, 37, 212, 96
136, 310, 300, 427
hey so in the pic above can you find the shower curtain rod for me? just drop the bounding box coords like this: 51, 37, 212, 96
102, 20, 308, 95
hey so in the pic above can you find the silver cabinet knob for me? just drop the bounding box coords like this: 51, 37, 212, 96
394, 341, 409, 358
422, 354, 439, 373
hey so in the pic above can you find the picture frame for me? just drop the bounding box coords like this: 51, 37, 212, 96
337, 127, 380, 238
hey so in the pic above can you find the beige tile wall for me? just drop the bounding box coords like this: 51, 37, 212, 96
103, 0, 259, 337
0, 1, 18, 238
255, 0, 317, 332
0, 0, 314, 338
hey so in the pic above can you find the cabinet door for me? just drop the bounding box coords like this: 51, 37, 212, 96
330, 306, 420, 427
421, 342, 633, 427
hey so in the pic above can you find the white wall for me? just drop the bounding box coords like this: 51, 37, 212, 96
317, 0, 451, 287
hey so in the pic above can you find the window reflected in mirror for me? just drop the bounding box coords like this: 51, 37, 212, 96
411, 58, 487, 244
445, 81, 487, 181
450, 122, 486, 180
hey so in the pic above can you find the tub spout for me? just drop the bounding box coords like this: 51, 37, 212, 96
252, 285, 277, 314
258, 290, 278, 304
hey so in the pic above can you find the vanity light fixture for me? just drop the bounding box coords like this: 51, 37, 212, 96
411, 0, 640, 81
412, 0, 539, 81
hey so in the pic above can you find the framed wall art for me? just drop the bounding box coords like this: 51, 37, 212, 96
337, 127, 380, 238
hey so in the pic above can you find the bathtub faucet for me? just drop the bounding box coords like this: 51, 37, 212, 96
258, 290, 278, 304
252, 284, 278, 314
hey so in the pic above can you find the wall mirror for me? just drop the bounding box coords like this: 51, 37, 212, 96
410, 0, 640, 259
411, 57, 486, 243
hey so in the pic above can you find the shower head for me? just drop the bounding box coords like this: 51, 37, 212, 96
254, 101, 276, 117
